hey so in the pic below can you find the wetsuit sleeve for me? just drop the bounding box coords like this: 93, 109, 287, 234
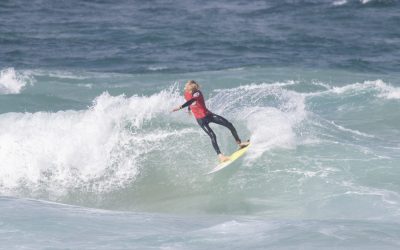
181, 91, 200, 109
181, 98, 195, 108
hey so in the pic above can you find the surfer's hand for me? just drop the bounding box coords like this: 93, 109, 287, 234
171, 106, 181, 112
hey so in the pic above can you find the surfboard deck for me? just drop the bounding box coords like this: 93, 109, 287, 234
205, 143, 251, 175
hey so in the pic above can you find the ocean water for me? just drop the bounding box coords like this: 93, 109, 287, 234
1, 0, 400, 249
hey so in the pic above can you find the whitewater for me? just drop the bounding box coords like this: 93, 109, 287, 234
1, 0, 400, 248
0, 67, 399, 249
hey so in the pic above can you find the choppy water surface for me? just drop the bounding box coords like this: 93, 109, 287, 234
0, 0, 399, 249
1, 0, 399, 73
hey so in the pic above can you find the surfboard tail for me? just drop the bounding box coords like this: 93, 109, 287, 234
205, 143, 251, 175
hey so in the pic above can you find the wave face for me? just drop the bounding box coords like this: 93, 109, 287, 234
0, 68, 399, 223
2, 0, 400, 248
0, 67, 399, 249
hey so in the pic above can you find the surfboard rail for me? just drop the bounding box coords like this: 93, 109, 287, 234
205, 143, 251, 174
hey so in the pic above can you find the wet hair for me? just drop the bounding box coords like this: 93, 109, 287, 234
187, 80, 200, 92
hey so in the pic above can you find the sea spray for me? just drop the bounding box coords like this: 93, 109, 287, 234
0, 76, 399, 219
0, 88, 182, 197
0, 68, 33, 94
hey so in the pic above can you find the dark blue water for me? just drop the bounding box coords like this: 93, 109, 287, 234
1, 0, 399, 73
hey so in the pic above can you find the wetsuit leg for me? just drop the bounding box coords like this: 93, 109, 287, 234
197, 117, 221, 154
208, 113, 241, 143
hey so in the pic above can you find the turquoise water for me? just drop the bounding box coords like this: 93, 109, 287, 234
1, 0, 400, 249
1, 67, 399, 249
2, 197, 400, 250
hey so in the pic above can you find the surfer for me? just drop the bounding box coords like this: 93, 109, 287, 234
172, 80, 249, 163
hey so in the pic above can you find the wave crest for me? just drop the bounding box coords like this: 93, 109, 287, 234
0, 68, 34, 94
0, 87, 182, 197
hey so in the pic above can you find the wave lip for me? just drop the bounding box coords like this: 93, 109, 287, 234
210, 81, 307, 160
0, 87, 181, 198
0, 68, 33, 94
329, 79, 400, 99
1, 77, 399, 217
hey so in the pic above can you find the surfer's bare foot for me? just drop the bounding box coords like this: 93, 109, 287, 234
218, 154, 230, 163
238, 141, 250, 149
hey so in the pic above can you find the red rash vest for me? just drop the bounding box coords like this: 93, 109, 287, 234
184, 90, 210, 119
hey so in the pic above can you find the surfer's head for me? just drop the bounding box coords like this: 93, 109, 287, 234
184, 80, 200, 93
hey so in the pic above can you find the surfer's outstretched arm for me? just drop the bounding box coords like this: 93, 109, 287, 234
171, 98, 195, 112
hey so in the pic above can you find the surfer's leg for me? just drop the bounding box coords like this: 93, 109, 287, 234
209, 113, 241, 143
197, 119, 221, 154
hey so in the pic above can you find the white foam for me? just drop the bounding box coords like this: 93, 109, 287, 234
0, 87, 183, 196
29, 69, 93, 79
311, 80, 331, 90
0, 68, 33, 94
213, 81, 298, 92
148, 66, 168, 71
341, 181, 400, 208
77, 83, 93, 88
333, 0, 348, 6
325, 80, 400, 100
209, 81, 307, 160
330, 121, 375, 138
360, 0, 372, 4
332, 0, 377, 5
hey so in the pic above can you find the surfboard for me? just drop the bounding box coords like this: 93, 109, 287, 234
205, 143, 251, 175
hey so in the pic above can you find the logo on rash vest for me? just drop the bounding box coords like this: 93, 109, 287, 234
191, 92, 200, 105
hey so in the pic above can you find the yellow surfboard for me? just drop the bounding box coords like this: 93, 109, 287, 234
206, 143, 251, 174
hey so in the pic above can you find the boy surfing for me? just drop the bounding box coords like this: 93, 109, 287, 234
172, 80, 249, 163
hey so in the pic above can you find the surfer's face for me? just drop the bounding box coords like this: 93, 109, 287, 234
184, 82, 194, 92
184, 82, 190, 92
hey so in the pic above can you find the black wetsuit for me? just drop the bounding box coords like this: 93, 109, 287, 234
181, 98, 241, 154
195, 113, 241, 154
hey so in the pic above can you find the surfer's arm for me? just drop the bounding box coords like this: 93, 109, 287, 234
181, 98, 195, 108
172, 91, 200, 112
171, 98, 195, 112
180, 91, 201, 109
